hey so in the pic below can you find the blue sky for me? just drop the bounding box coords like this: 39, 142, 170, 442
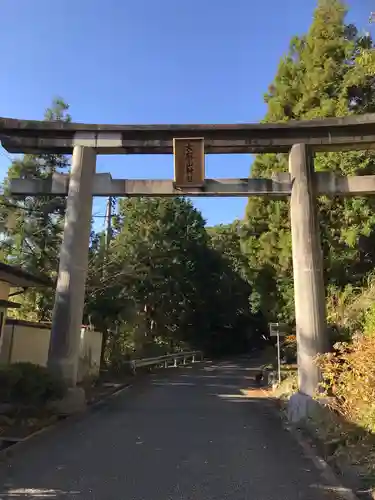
0, 0, 372, 229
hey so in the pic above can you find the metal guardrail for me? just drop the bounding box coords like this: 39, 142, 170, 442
129, 351, 203, 374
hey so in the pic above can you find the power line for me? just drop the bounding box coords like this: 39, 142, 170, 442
104, 196, 113, 252
0, 199, 108, 218
0, 147, 14, 162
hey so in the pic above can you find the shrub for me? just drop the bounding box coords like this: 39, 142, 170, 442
0, 362, 66, 408
316, 334, 375, 433
280, 335, 297, 363
273, 371, 298, 400
363, 303, 375, 337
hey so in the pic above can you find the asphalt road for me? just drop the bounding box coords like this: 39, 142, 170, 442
0, 358, 345, 499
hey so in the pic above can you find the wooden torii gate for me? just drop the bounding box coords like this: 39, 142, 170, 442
1, 114, 375, 414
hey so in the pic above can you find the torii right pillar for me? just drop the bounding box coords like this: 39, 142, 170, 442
288, 143, 328, 422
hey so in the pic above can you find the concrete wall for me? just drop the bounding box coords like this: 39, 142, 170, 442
0, 319, 103, 381
0, 320, 50, 366
77, 328, 103, 382
0, 281, 10, 301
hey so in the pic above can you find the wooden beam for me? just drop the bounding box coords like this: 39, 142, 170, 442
3, 113, 375, 154
9, 172, 375, 197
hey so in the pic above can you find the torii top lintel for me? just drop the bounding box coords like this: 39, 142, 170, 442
1, 114, 375, 154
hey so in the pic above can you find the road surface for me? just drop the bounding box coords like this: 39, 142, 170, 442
0, 358, 345, 499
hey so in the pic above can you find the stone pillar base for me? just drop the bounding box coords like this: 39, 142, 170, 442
287, 391, 320, 424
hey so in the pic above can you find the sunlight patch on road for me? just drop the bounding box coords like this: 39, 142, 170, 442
213, 388, 272, 400
240, 388, 272, 398
216, 393, 252, 399
309, 483, 356, 497
1, 488, 80, 497
151, 382, 196, 386
213, 394, 263, 403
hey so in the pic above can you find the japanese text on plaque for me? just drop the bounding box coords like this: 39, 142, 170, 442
184, 142, 194, 182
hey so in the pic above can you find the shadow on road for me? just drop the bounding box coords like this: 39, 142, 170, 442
0, 358, 349, 499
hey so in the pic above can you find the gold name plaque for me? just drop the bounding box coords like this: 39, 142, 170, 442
173, 137, 205, 188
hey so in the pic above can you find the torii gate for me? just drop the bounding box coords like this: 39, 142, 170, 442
1, 114, 375, 415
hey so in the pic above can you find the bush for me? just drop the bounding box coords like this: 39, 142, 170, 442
316, 334, 375, 433
280, 335, 297, 363
363, 303, 375, 337
0, 362, 66, 408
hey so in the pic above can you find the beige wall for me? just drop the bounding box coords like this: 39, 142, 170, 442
0, 281, 10, 301
0, 320, 103, 382
0, 323, 13, 364
1, 322, 50, 366
77, 328, 103, 382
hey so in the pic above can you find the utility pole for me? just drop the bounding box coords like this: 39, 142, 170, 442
104, 196, 113, 254
102, 196, 114, 276
100, 196, 115, 369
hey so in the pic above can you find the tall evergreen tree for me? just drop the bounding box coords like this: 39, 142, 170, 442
0, 98, 71, 321
85, 197, 258, 359
242, 0, 375, 325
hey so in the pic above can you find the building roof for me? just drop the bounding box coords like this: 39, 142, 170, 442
0, 262, 51, 288
0, 299, 21, 309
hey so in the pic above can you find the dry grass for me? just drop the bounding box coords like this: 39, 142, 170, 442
273, 341, 375, 491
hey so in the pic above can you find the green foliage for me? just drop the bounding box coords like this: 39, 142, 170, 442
280, 335, 297, 364
272, 371, 298, 400
242, 0, 375, 326
317, 335, 375, 433
207, 220, 247, 278
313, 333, 375, 484
0, 98, 71, 321
0, 362, 66, 407
363, 304, 375, 337
85, 198, 261, 362
324, 274, 375, 341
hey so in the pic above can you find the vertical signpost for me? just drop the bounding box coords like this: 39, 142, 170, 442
173, 138, 205, 188
269, 322, 287, 384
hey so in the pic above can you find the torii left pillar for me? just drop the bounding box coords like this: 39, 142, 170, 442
48, 146, 96, 413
